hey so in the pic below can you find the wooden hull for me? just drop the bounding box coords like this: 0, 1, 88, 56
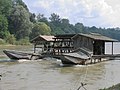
3, 50, 30, 60
63, 56, 87, 65
63, 55, 87, 65
55, 50, 90, 65
53, 54, 89, 65
53, 55, 77, 64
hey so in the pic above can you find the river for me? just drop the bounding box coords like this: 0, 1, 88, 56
0, 43, 120, 90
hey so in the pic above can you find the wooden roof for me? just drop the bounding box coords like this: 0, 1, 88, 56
31, 33, 118, 43
31, 35, 54, 43
54, 34, 76, 39
72, 33, 118, 42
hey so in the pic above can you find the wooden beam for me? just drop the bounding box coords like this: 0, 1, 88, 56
112, 42, 113, 55
34, 44, 36, 53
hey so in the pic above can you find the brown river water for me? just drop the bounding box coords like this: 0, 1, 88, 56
0, 43, 120, 90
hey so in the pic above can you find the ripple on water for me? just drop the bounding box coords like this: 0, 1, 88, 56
0, 58, 120, 90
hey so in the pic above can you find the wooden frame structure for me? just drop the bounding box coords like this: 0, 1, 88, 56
72, 33, 118, 55
52, 34, 75, 55
31, 35, 54, 53
31, 33, 118, 55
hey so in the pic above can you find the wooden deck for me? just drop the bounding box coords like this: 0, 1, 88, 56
50, 54, 120, 65
88, 54, 120, 64
92, 54, 120, 59
40, 47, 120, 65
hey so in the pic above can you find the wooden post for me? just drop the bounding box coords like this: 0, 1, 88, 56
34, 44, 36, 53
90, 59, 92, 64
112, 42, 113, 55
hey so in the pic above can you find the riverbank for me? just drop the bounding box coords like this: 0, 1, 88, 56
100, 83, 120, 90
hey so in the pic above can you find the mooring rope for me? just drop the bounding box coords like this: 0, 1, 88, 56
71, 66, 84, 90
77, 82, 87, 90
82, 65, 88, 83
70, 65, 89, 90
76, 65, 89, 90
0, 75, 2, 80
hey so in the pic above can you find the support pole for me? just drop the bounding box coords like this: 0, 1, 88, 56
112, 42, 113, 55
34, 44, 36, 53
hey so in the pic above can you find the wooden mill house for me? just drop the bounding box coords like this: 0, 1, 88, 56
31, 33, 118, 65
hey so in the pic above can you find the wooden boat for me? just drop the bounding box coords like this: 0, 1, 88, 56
62, 52, 90, 65
54, 52, 90, 65
3, 50, 31, 60
53, 48, 92, 65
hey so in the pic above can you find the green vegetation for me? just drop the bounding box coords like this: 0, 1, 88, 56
15, 37, 30, 45
5, 33, 16, 44
100, 83, 120, 90
9, 5, 32, 40
0, 0, 120, 45
0, 14, 8, 39
30, 22, 51, 39
0, 39, 5, 45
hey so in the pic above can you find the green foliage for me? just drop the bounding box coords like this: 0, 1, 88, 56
0, 38, 5, 45
8, 5, 32, 40
61, 19, 75, 34
83, 26, 120, 41
13, 0, 29, 11
15, 37, 30, 45
30, 22, 51, 39
1, 0, 120, 45
49, 17, 76, 35
5, 32, 16, 44
0, 0, 12, 17
75, 23, 84, 33
37, 13, 48, 24
0, 14, 8, 39
30, 13, 36, 23
49, 13, 61, 25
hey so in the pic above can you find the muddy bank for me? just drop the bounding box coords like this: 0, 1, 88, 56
100, 83, 120, 90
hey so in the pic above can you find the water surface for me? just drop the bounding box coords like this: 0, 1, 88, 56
0, 44, 120, 90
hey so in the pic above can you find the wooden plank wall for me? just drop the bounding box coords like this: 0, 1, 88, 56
73, 35, 93, 52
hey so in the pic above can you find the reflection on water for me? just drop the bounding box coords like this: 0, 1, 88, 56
0, 59, 120, 90
0, 44, 120, 90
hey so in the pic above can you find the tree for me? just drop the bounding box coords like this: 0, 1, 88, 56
61, 19, 69, 24
49, 13, 61, 25
30, 22, 51, 39
49, 13, 63, 35
75, 23, 84, 33
30, 13, 36, 23
0, 0, 12, 17
37, 13, 48, 24
12, 0, 29, 11
61, 19, 75, 34
8, 5, 32, 40
0, 14, 8, 39
50, 23, 64, 35
5, 32, 16, 44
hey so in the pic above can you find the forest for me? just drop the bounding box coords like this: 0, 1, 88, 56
0, 0, 120, 45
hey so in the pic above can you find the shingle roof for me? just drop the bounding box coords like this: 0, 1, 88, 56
40, 35, 54, 41
53, 34, 76, 39
73, 33, 118, 42
31, 35, 54, 43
